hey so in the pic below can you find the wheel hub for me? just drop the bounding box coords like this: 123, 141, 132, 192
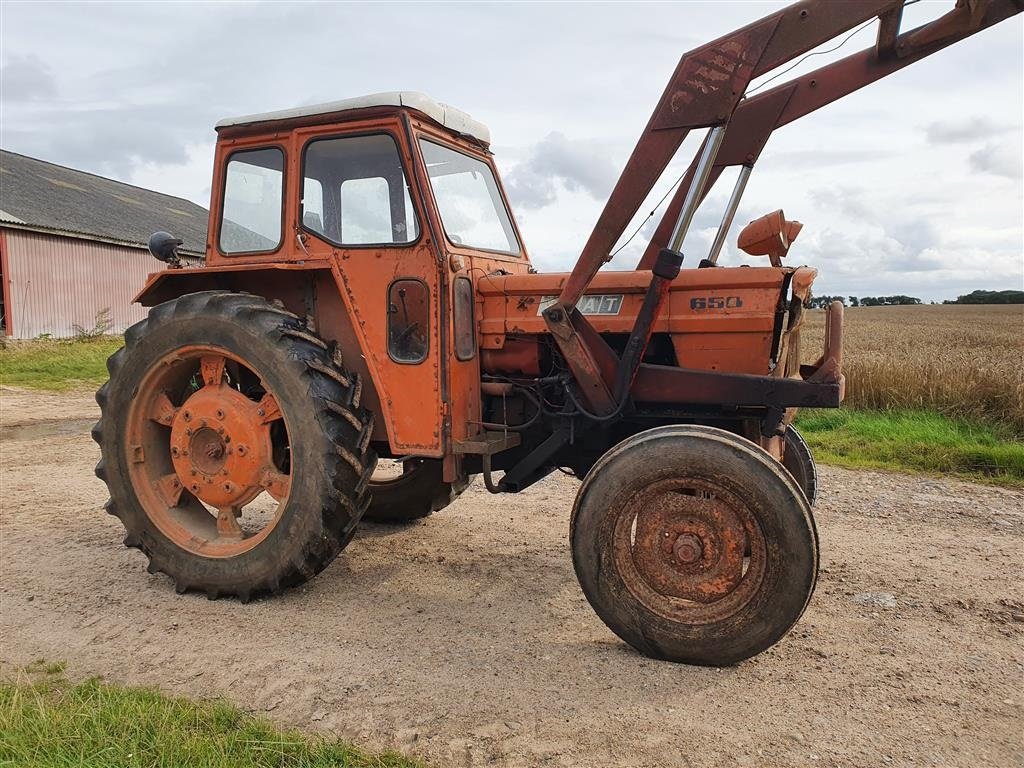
169, 384, 274, 509
189, 427, 227, 474
631, 493, 748, 603
672, 533, 704, 564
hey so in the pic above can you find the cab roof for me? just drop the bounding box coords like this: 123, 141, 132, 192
215, 91, 491, 145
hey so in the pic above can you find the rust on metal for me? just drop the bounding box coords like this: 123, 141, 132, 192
612, 478, 767, 623
632, 494, 746, 603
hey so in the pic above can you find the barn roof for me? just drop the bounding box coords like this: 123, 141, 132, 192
0, 150, 208, 255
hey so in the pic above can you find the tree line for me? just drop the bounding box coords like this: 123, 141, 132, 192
804, 295, 922, 309
805, 289, 1022, 309
942, 289, 1024, 305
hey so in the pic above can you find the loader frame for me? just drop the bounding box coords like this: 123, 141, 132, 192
541, 0, 1021, 424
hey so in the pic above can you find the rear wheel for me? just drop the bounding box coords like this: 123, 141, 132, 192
364, 458, 469, 524
93, 291, 375, 600
782, 425, 817, 506
570, 425, 818, 666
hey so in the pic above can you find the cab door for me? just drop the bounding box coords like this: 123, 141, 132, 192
292, 120, 444, 456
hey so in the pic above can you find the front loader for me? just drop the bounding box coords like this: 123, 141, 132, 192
94, 0, 1021, 665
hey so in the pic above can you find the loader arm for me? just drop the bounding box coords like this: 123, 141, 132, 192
542, 0, 1022, 414
639, 0, 1024, 267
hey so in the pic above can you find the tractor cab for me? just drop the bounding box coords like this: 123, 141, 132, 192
140, 93, 534, 460
208, 91, 529, 275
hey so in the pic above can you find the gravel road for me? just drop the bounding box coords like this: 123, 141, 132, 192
1, 387, 1022, 768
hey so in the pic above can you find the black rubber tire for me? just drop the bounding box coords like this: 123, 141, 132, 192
364, 459, 469, 524
93, 291, 376, 601
782, 425, 818, 506
570, 424, 818, 666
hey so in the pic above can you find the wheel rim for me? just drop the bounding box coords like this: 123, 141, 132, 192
612, 477, 766, 625
125, 345, 291, 558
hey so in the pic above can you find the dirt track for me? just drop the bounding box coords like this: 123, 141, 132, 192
1, 386, 1022, 768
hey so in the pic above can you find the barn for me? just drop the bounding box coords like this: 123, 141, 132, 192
0, 150, 207, 339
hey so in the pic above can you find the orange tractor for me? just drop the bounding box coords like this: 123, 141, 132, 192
94, 0, 1019, 664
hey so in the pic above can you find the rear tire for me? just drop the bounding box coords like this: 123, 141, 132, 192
364, 459, 469, 524
570, 425, 818, 666
93, 291, 376, 600
782, 425, 818, 506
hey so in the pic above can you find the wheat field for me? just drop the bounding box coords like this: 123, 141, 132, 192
800, 304, 1024, 434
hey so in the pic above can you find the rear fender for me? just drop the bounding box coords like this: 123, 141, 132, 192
134, 262, 329, 311
133, 263, 389, 447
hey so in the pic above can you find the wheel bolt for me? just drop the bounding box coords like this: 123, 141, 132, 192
237, 445, 247, 456
171, 447, 179, 456
190, 483, 199, 492
216, 410, 225, 420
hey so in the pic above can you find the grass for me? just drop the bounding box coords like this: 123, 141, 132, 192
0, 336, 122, 391
796, 408, 1024, 488
0, 663, 421, 768
800, 304, 1024, 434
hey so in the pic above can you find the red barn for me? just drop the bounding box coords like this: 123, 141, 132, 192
0, 150, 207, 339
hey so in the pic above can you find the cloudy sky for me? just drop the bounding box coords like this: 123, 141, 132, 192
2, 1, 1021, 301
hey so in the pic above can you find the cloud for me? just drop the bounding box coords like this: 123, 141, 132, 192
0, 54, 57, 102
3, 103, 210, 179
504, 132, 618, 211
969, 139, 1023, 180
764, 149, 888, 169
802, 185, 946, 274
924, 117, 1010, 144
808, 186, 872, 220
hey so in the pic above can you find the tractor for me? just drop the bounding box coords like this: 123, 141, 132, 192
94, 0, 1020, 665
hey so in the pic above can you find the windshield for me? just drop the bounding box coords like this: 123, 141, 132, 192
419, 139, 520, 255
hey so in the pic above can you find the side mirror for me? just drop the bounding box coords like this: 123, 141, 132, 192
148, 231, 184, 266
737, 210, 802, 267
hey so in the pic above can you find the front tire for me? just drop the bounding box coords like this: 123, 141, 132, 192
93, 291, 376, 600
782, 425, 818, 506
570, 425, 818, 666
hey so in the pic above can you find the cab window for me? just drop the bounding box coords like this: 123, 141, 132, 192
220, 147, 284, 254
302, 134, 419, 246
419, 139, 519, 255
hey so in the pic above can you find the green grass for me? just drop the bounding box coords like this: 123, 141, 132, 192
0, 663, 422, 768
796, 408, 1024, 488
0, 336, 122, 391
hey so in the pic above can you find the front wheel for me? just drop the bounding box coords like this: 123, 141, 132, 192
570, 425, 818, 666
